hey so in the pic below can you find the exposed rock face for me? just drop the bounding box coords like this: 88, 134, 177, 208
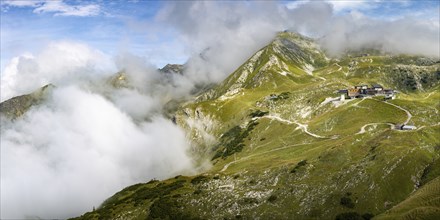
159, 64, 184, 75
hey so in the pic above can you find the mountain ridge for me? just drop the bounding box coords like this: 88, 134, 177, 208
2, 31, 439, 220
69, 31, 439, 219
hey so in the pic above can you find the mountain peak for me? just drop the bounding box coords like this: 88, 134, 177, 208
199, 31, 329, 101
159, 64, 184, 75
0, 84, 54, 119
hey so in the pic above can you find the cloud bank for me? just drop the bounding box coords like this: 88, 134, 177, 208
286, 2, 440, 57
155, 1, 286, 85
156, 1, 439, 82
1, 41, 115, 101
1, 42, 197, 219
1, 86, 194, 218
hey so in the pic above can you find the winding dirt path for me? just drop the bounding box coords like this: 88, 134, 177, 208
351, 97, 370, 107
220, 143, 311, 172
221, 98, 426, 171
220, 115, 326, 172
316, 76, 327, 81
334, 63, 349, 76
416, 122, 440, 130
356, 123, 394, 135
355, 99, 414, 134
262, 115, 326, 138
423, 92, 435, 100
335, 63, 343, 71
382, 101, 412, 124
262, 99, 413, 138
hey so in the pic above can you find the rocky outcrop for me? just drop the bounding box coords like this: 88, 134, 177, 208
0, 84, 54, 119
159, 64, 184, 75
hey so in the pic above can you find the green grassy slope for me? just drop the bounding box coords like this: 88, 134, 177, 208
375, 177, 440, 220
73, 32, 440, 220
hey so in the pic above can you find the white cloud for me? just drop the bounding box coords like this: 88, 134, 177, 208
33, 0, 100, 17
156, 1, 439, 87
285, 2, 440, 57
286, 0, 379, 13
1, 0, 44, 7
0, 42, 199, 219
156, 1, 285, 84
285, 0, 310, 9
2, 0, 101, 17
1, 86, 195, 219
1, 41, 115, 101
327, 0, 375, 12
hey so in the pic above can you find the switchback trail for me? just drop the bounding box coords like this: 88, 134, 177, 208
220, 143, 311, 172
382, 101, 412, 124
262, 115, 326, 139
356, 123, 394, 135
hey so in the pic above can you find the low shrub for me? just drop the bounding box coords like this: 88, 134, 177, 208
249, 110, 269, 118
361, 213, 374, 220
290, 160, 308, 173
267, 195, 277, 203
191, 176, 208, 185
334, 212, 373, 220
133, 180, 186, 206
146, 179, 159, 185
340, 196, 355, 208
335, 212, 363, 220
212, 120, 260, 160
148, 197, 194, 220
240, 197, 259, 205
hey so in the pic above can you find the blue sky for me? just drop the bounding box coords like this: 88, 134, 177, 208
1, 0, 184, 70
1, 0, 439, 71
